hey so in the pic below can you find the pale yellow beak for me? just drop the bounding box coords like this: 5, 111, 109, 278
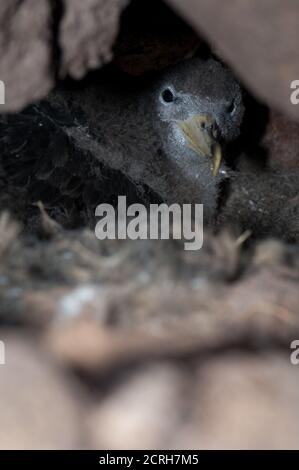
179, 114, 222, 177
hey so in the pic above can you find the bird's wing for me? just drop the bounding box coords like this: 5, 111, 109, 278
0, 98, 153, 227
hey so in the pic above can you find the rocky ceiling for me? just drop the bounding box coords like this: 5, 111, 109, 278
0, 0, 298, 121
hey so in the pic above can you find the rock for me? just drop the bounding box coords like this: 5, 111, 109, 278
184, 355, 299, 449
262, 111, 299, 170
2, 0, 299, 120
0, 333, 83, 449
87, 364, 188, 449
87, 356, 299, 449
167, 0, 299, 121
59, 0, 129, 79
0, 0, 129, 111
0, 0, 53, 112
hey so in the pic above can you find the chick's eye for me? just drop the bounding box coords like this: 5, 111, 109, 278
227, 100, 236, 115
161, 88, 175, 104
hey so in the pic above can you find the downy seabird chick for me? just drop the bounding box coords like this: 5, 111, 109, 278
0, 58, 244, 226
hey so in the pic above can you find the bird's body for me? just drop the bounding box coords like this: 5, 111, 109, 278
0, 58, 244, 228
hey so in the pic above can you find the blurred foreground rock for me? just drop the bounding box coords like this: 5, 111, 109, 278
0, 215, 298, 449
87, 357, 299, 450
0, 334, 83, 450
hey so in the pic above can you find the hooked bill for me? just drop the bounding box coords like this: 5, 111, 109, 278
179, 114, 222, 177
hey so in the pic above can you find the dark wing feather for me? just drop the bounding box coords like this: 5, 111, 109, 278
0, 98, 152, 229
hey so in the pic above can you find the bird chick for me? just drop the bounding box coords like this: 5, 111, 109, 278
148, 58, 244, 213
0, 58, 244, 227
154, 59, 243, 164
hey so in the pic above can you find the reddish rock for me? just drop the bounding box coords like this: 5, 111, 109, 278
59, 0, 129, 79
0, 334, 83, 449
167, 0, 299, 121
262, 111, 299, 170
0, 0, 53, 112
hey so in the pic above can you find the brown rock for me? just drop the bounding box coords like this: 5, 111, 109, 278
86, 356, 299, 449
87, 364, 188, 449
224, 268, 299, 334
0, 0, 53, 112
59, 0, 129, 79
262, 111, 299, 170
167, 0, 299, 121
185, 355, 299, 449
0, 0, 129, 111
0, 333, 83, 449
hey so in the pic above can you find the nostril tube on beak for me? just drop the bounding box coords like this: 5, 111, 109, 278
212, 124, 220, 140
179, 114, 223, 177
203, 120, 219, 138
